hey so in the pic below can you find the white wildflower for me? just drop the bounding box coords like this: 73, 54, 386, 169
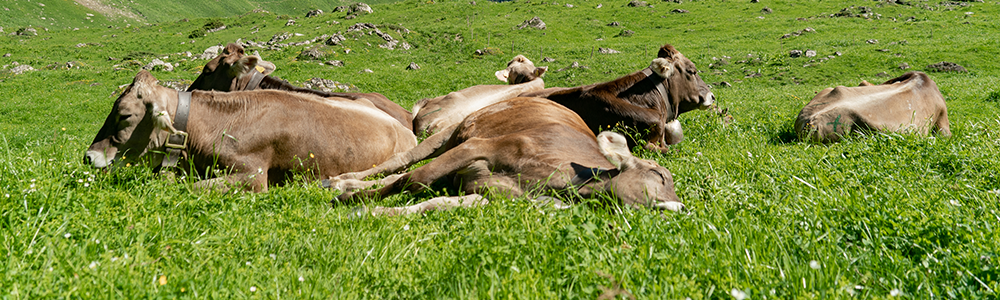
64, 233, 71, 238
246, 261, 251, 266
949, 199, 961, 206
890, 288, 902, 296
270, 253, 276, 260
250, 286, 257, 292
730, 288, 747, 300
810, 260, 821, 269
403, 224, 410, 231
298, 276, 305, 282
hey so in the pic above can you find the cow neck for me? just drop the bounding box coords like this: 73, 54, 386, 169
641, 68, 673, 118
243, 69, 266, 91
160, 91, 192, 169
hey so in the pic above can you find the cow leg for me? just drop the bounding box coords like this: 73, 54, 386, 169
935, 111, 952, 137
330, 123, 460, 181
359, 194, 490, 217
325, 173, 405, 192
192, 168, 269, 193
334, 140, 488, 205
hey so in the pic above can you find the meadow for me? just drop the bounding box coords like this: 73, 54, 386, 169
1, 0, 999, 298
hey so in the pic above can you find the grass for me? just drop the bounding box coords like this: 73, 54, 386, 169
2, 0, 1000, 298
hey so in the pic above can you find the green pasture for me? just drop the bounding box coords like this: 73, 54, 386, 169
2, 0, 999, 298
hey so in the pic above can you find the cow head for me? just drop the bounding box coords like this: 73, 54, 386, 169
590, 132, 683, 211
85, 70, 177, 169
494, 55, 547, 84
187, 43, 276, 92
657, 44, 714, 116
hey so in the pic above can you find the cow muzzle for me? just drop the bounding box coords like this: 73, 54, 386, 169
84, 150, 115, 168
699, 91, 715, 110
654, 201, 685, 212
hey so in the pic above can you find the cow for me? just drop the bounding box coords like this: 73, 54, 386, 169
85, 70, 417, 192
520, 44, 715, 152
411, 55, 547, 135
795, 71, 951, 143
188, 43, 414, 131
325, 97, 683, 216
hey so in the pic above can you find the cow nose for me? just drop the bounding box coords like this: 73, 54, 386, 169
654, 201, 685, 212
699, 91, 715, 109
83, 155, 92, 166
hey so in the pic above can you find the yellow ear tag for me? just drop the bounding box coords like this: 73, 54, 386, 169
255, 66, 266, 73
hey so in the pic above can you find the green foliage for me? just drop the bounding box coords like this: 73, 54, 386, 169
2, 0, 1000, 298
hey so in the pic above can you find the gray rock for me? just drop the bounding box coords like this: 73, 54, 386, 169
407, 62, 420, 70
143, 59, 174, 72
672, 9, 689, 13
761, 7, 773, 13
518, 16, 546, 30
7, 64, 35, 75
805, 50, 817, 57
598, 47, 620, 54
628, 0, 648, 7
899, 62, 910, 70
618, 30, 634, 37
306, 9, 324, 17
285, 19, 296, 26
866, 39, 878, 44
927, 61, 967, 72
326, 60, 344, 67
542, 57, 556, 62
325, 33, 347, 45
348, 3, 374, 14
359, 69, 374, 74
789, 50, 803, 58
713, 81, 732, 87
607, 21, 621, 26
2, 53, 10, 57
304, 78, 357, 92
299, 48, 324, 60
198, 45, 225, 60
75, 43, 87, 48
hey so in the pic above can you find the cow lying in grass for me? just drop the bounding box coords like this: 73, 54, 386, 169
85, 70, 417, 192
521, 44, 715, 152
795, 71, 951, 143
189, 43, 414, 131
326, 97, 683, 216
411, 55, 547, 135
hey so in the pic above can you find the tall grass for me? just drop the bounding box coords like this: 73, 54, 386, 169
2, 0, 999, 298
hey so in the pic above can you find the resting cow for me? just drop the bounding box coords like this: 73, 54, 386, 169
411, 55, 547, 135
521, 44, 715, 152
85, 70, 417, 192
188, 43, 414, 131
795, 71, 951, 143
326, 97, 683, 216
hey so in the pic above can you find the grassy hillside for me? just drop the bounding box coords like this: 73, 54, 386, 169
2, 0, 1000, 298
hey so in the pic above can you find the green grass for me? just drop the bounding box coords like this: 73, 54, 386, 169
2, 0, 1000, 298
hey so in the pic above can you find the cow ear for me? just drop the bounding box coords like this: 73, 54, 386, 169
495, 69, 510, 82
597, 131, 638, 170
256, 59, 276, 75
534, 66, 547, 77
133, 70, 159, 100
223, 43, 243, 55
231, 55, 259, 78
657, 44, 679, 59
859, 80, 874, 86
650, 57, 675, 78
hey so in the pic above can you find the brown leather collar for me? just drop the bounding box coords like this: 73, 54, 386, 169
160, 91, 191, 169
244, 70, 266, 91
642, 68, 675, 119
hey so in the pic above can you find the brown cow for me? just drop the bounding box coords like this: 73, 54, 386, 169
85, 70, 417, 192
188, 43, 414, 131
326, 97, 683, 216
520, 44, 715, 152
411, 55, 547, 135
795, 71, 951, 143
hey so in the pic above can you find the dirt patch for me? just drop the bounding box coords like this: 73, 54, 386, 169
73, 0, 143, 22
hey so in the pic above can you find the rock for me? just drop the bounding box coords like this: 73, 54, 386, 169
745, 72, 762, 78
598, 47, 620, 54
926, 61, 967, 73
713, 81, 732, 87
761, 7, 773, 13
406, 62, 420, 70
875, 72, 890, 77
326, 60, 344, 67
306, 9, 324, 17
16, 27, 38, 36
789, 50, 803, 58
299, 47, 324, 60
2, 53, 10, 57
556, 61, 589, 72
7, 64, 35, 75
672, 9, 689, 13
518, 16, 546, 30
899, 62, 910, 70
597, 4, 603, 8
542, 57, 556, 62
143, 59, 174, 72
805, 50, 816, 57
269, 32, 291, 44
359, 69, 374, 74
566, 4, 573, 7
607, 21, 621, 26
474, 48, 500, 56
304, 78, 357, 92
834, 51, 843, 56
325, 33, 347, 45
198, 45, 225, 60
618, 30, 634, 37
628, 0, 649, 7
866, 39, 878, 44
804, 27, 815, 33
348, 3, 374, 14
285, 19, 296, 26
750, 0, 759, 2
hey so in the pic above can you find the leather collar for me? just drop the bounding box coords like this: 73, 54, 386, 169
642, 68, 674, 119
244, 70, 266, 91
160, 91, 191, 169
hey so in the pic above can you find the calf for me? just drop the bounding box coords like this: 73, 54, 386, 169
411, 55, 547, 135
521, 44, 715, 152
86, 70, 417, 192
795, 71, 951, 143
326, 97, 683, 216
189, 43, 414, 131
